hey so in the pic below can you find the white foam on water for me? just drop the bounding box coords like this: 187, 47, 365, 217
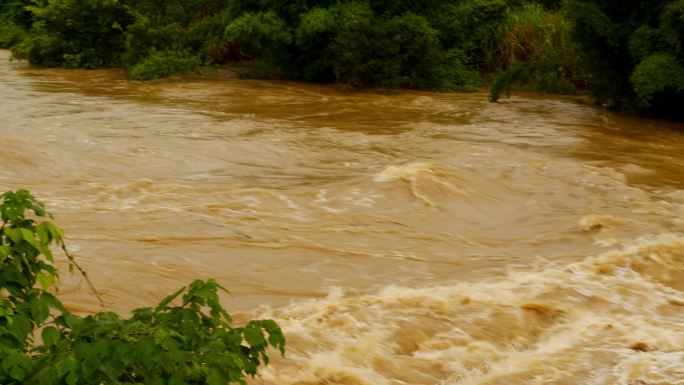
256, 235, 684, 385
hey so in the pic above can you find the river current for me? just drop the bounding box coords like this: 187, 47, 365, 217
1, 50, 683, 384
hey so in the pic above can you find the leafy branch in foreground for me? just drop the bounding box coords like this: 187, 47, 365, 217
0, 189, 285, 384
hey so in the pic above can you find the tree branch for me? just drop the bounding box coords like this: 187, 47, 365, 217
58, 239, 106, 308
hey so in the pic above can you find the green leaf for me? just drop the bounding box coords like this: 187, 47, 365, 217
42, 292, 66, 312
31, 298, 50, 324
58, 312, 80, 329
244, 326, 265, 348
37, 270, 56, 290
7, 314, 32, 344
2, 351, 33, 381
43, 246, 54, 262
45, 222, 63, 240
36, 222, 50, 244
55, 356, 79, 383
5, 227, 23, 243
207, 368, 226, 385
20, 228, 39, 249
30, 201, 46, 217
42, 326, 61, 347
156, 286, 185, 310
10, 365, 25, 381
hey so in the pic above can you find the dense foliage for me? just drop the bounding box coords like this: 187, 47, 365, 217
1, 0, 535, 88
562, 0, 684, 117
0, 190, 285, 384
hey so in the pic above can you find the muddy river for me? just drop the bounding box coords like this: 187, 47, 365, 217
1, 50, 683, 384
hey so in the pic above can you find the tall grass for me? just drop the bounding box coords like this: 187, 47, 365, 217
489, 4, 584, 101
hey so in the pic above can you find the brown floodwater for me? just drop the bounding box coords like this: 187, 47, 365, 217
1, 50, 683, 384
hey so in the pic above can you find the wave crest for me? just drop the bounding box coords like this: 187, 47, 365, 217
257, 235, 684, 385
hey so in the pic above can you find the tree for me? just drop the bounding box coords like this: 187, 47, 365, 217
563, 0, 684, 116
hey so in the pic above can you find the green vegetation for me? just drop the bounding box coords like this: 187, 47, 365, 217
0, 189, 285, 384
1, 0, 684, 118
0, 0, 523, 88
0, 0, 31, 47
12, 0, 132, 68
562, 0, 684, 117
489, 3, 582, 101
128, 50, 202, 80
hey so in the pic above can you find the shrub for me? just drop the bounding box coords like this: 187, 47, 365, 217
630, 53, 684, 108
562, 0, 684, 115
0, 21, 27, 48
224, 11, 292, 61
122, 12, 187, 69
187, 9, 237, 64
0, 189, 285, 384
429, 49, 482, 91
128, 50, 202, 80
490, 59, 577, 101
430, 0, 508, 71
0, 0, 32, 48
326, 3, 401, 88
122, 0, 232, 69
291, 6, 339, 81
222, 0, 490, 89
14, 0, 132, 68
0, 0, 561, 90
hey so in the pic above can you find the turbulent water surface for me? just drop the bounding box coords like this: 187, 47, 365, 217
1, 50, 683, 384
